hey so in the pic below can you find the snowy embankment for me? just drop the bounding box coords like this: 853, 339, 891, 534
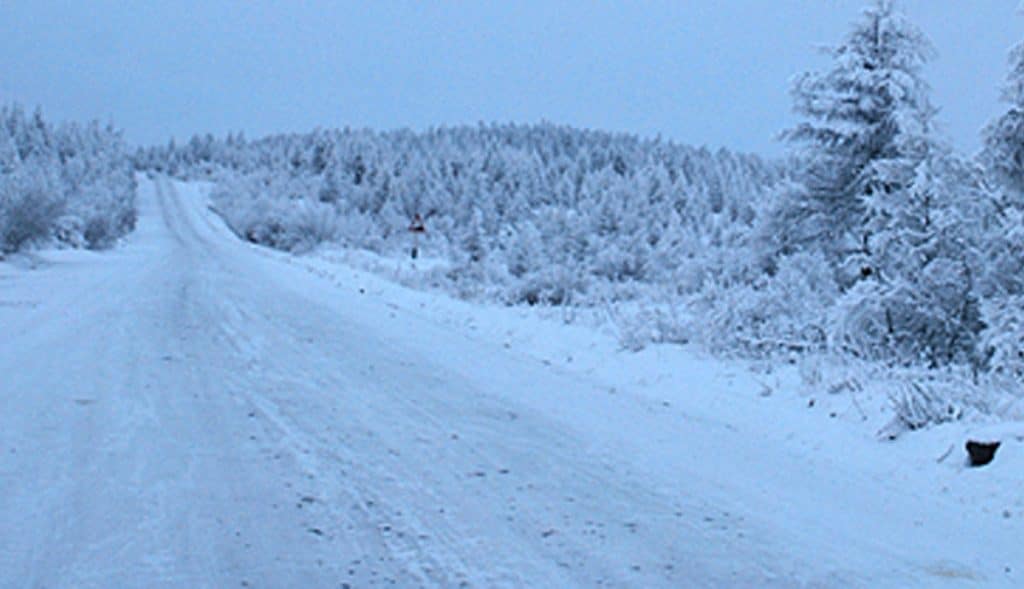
1, 176, 1022, 587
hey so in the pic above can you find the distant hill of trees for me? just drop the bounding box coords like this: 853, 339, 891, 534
137, 123, 784, 312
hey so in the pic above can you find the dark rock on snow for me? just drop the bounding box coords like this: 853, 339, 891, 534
965, 440, 1001, 467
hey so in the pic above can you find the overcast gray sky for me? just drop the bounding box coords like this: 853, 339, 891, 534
0, 1, 1019, 155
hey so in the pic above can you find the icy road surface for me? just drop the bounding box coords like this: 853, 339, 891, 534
0, 177, 1020, 588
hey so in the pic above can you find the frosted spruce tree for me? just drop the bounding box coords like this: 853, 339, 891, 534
0, 126, 19, 174
982, 40, 1024, 206
761, 1, 992, 366
765, 0, 936, 287
978, 38, 1024, 377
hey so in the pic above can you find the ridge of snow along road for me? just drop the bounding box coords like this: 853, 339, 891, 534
0, 176, 1020, 587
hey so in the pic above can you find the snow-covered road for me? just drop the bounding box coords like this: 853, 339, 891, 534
0, 177, 1020, 588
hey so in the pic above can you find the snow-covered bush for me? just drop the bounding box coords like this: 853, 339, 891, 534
0, 104, 136, 255
880, 370, 993, 438
887, 380, 966, 435
0, 166, 64, 254
979, 295, 1024, 379
607, 298, 692, 352
211, 172, 339, 253
698, 251, 836, 356
830, 258, 981, 368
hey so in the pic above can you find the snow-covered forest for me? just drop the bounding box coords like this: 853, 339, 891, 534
0, 105, 137, 255
8, 1, 1024, 433
136, 124, 784, 317
131, 2, 1024, 433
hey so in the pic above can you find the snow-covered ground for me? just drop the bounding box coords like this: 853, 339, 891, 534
1, 176, 1022, 587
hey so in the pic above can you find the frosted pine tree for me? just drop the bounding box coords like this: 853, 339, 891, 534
982, 40, 1024, 206
978, 38, 1024, 375
767, 0, 936, 286
762, 1, 988, 365
0, 127, 18, 173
